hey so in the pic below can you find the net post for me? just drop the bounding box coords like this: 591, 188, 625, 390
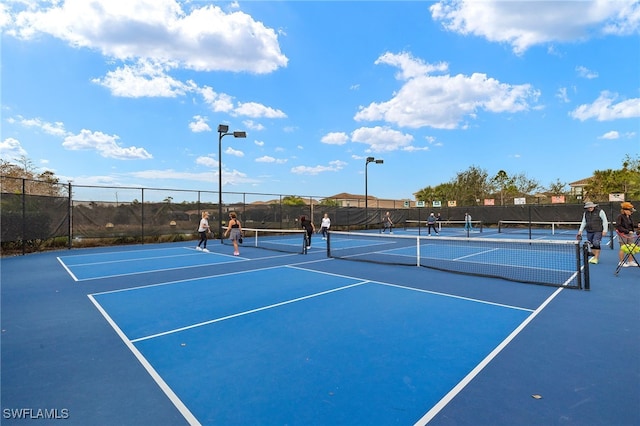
416, 236, 420, 267
326, 231, 331, 257
582, 242, 590, 290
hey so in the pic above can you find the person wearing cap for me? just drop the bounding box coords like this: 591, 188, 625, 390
615, 202, 639, 267
577, 201, 608, 264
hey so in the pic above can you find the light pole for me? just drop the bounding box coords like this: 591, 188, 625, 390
217, 124, 246, 241
365, 156, 383, 229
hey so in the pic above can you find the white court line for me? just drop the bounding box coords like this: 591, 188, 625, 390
56, 257, 79, 282
62, 250, 302, 282
130, 281, 368, 343
65, 251, 202, 267
287, 263, 535, 312
89, 260, 325, 296
413, 286, 565, 426
87, 294, 201, 426
58, 245, 188, 260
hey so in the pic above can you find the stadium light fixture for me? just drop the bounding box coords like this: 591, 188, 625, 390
365, 157, 384, 229
218, 124, 246, 242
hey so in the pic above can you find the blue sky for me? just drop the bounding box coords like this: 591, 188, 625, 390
1, 0, 639, 202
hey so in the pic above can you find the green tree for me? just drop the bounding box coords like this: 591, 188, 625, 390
547, 179, 567, 195
318, 198, 340, 206
451, 165, 491, 206
583, 155, 640, 201
490, 170, 516, 206
282, 195, 306, 206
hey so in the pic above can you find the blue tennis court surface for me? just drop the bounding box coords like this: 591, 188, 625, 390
90, 266, 532, 425
58, 247, 242, 281
2, 239, 639, 426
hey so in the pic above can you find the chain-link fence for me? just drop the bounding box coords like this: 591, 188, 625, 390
2, 176, 636, 255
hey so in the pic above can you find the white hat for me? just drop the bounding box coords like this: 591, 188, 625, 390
583, 201, 598, 208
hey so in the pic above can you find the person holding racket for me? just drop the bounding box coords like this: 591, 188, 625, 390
300, 215, 315, 249
224, 212, 243, 256
577, 201, 608, 264
196, 211, 210, 252
382, 211, 393, 233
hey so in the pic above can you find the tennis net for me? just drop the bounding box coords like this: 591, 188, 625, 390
404, 219, 483, 234
327, 231, 588, 289
222, 227, 307, 254
498, 220, 580, 236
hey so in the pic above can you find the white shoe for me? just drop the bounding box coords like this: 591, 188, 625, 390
622, 262, 630, 268
202, 248, 209, 252
306, 246, 311, 249
629, 261, 638, 267
196, 246, 202, 251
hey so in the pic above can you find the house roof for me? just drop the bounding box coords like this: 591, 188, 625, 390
324, 192, 377, 200
569, 177, 592, 186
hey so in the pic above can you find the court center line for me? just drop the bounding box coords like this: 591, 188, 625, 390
286, 263, 535, 312
129, 281, 368, 343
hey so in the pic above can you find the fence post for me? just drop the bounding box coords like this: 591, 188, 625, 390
68, 182, 72, 250
141, 188, 145, 244
22, 178, 26, 255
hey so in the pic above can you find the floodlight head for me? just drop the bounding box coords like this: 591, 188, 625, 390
218, 124, 229, 133
375, 159, 384, 164
366, 157, 375, 163
233, 131, 247, 138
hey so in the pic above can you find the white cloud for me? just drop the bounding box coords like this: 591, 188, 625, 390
18, 116, 68, 137
570, 91, 640, 121
62, 129, 153, 160
93, 59, 191, 98
243, 120, 265, 131
225, 147, 244, 157
429, 0, 640, 55
5, 0, 288, 73
199, 86, 235, 113
189, 115, 211, 133
196, 156, 218, 168
599, 131, 620, 140
233, 102, 287, 119
351, 126, 414, 153
321, 132, 349, 145
556, 87, 570, 103
576, 65, 599, 79
355, 52, 539, 129
291, 160, 348, 175
14, 115, 156, 160
256, 155, 287, 164
0, 137, 28, 159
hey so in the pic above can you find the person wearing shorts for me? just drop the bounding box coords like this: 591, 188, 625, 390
224, 212, 242, 256
577, 201, 608, 264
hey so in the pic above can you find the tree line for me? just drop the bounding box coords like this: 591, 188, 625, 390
414, 155, 639, 206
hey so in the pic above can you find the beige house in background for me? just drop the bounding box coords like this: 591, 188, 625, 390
569, 177, 592, 199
